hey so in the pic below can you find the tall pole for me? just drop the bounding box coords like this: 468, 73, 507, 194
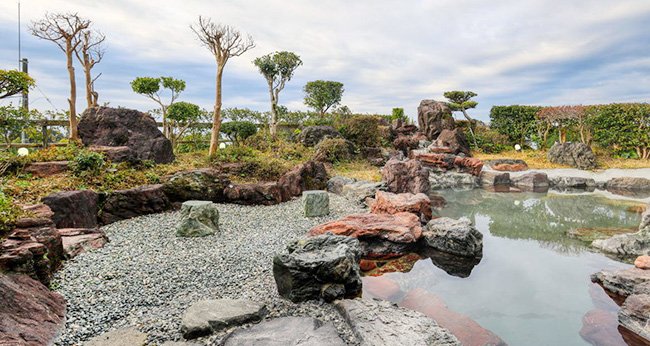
18, 1, 29, 143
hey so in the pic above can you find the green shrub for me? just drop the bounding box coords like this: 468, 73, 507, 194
489, 105, 542, 146
315, 138, 353, 163
339, 116, 381, 148
220, 121, 258, 146
464, 126, 510, 154
0, 192, 23, 236
212, 145, 256, 163
239, 157, 292, 181
69, 151, 105, 176
587, 103, 650, 158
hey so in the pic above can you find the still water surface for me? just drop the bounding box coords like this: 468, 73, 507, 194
363, 189, 645, 346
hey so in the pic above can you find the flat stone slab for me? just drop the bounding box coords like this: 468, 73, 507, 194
221, 316, 346, 346
85, 327, 147, 346
335, 298, 461, 346
303, 190, 329, 217
181, 299, 267, 339
591, 267, 650, 297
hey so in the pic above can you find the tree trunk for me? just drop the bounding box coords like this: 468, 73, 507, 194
460, 108, 479, 149
84, 54, 92, 108
268, 80, 278, 136
209, 66, 224, 156
161, 105, 168, 138
66, 42, 79, 143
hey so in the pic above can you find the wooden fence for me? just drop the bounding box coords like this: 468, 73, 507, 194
0, 120, 299, 149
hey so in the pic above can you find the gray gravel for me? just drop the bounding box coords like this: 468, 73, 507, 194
52, 193, 366, 346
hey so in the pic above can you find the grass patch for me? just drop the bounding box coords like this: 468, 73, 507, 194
475, 149, 650, 170
330, 160, 382, 182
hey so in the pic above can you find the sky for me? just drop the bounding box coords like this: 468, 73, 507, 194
1, 0, 649, 123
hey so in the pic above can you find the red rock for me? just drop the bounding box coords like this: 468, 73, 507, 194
492, 163, 528, 172
363, 253, 423, 276
309, 212, 423, 244
42, 190, 98, 228
393, 133, 427, 155
0, 273, 66, 346
431, 129, 472, 157
359, 259, 377, 271
89, 145, 136, 163
589, 282, 621, 312
100, 184, 171, 224
362, 276, 402, 300
430, 195, 447, 208
411, 152, 484, 176
400, 287, 508, 346
579, 309, 627, 346
370, 191, 432, 223
22, 161, 70, 177
277, 161, 328, 201
57, 228, 108, 259
635, 256, 650, 269
381, 158, 430, 194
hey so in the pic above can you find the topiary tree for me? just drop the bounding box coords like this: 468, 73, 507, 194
131, 76, 185, 137
303, 80, 344, 117
0, 70, 35, 99
167, 101, 203, 150
253, 51, 302, 136
220, 121, 257, 146
444, 90, 478, 147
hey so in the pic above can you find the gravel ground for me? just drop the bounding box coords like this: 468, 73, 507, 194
52, 193, 366, 346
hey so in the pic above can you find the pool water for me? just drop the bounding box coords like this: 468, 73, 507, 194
362, 189, 645, 346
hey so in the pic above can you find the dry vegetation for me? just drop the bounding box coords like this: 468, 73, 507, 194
475, 149, 650, 170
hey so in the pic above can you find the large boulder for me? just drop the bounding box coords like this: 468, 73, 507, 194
335, 298, 461, 346
42, 190, 98, 229
479, 171, 510, 188
224, 183, 284, 206
309, 212, 422, 257
326, 177, 386, 203
162, 168, 230, 203
100, 184, 172, 224
428, 129, 471, 157
78, 106, 174, 164
222, 317, 346, 346
381, 158, 430, 194
511, 172, 549, 192
296, 125, 343, 147
606, 177, 650, 197
417, 100, 455, 141
370, 191, 433, 223
181, 299, 267, 339
0, 273, 66, 346
422, 217, 483, 258
547, 142, 596, 170
273, 233, 362, 302
277, 161, 329, 201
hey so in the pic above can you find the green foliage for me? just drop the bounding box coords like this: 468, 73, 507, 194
0, 192, 23, 236
444, 91, 478, 111
464, 125, 510, 154
586, 103, 650, 158
0, 70, 35, 99
212, 145, 255, 163
220, 121, 258, 146
222, 107, 268, 124
303, 80, 344, 117
69, 151, 105, 176
0, 106, 66, 145
168, 101, 201, 122
339, 116, 381, 148
489, 105, 542, 146
131, 76, 185, 117
253, 51, 302, 90
316, 138, 352, 163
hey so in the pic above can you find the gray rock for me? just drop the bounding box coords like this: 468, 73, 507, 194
417, 100, 456, 141
326, 176, 386, 204
296, 125, 344, 147
619, 289, 650, 342
84, 327, 147, 346
222, 317, 346, 346
163, 168, 231, 203
181, 299, 267, 339
335, 298, 461, 346
42, 190, 98, 229
273, 233, 362, 302
641, 203, 650, 231
422, 217, 483, 258
428, 171, 478, 189
549, 176, 597, 189
591, 267, 650, 297
177, 201, 219, 237
486, 159, 528, 168
606, 177, 650, 195
547, 142, 596, 170
591, 228, 650, 257
479, 171, 510, 187
382, 158, 430, 194
303, 191, 329, 217
511, 172, 549, 191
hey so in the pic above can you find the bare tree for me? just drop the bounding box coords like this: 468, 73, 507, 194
30, 12, 90, 142
191, 16, 255, 156
75, 29, 106, 108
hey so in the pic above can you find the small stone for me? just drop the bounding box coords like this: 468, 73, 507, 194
303, 190, 330, 217
177, 201, 219, 237
635, 256, 650, 269
84, 327, 148, 346
181, 299, 268, 339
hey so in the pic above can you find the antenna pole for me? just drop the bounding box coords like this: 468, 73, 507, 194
18, 1, 21, 68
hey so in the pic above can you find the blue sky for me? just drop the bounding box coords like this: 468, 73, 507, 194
1, 0, 649, 123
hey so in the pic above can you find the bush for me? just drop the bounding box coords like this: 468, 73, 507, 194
339, 116, 381, 148
220, 121, 258, 146
587, 103, 650, 158
489, 105, 542, 146
69, 151, 105, 176
315, 138, 353, 163
464, 125, 510, 154
0, 192, 23, 236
